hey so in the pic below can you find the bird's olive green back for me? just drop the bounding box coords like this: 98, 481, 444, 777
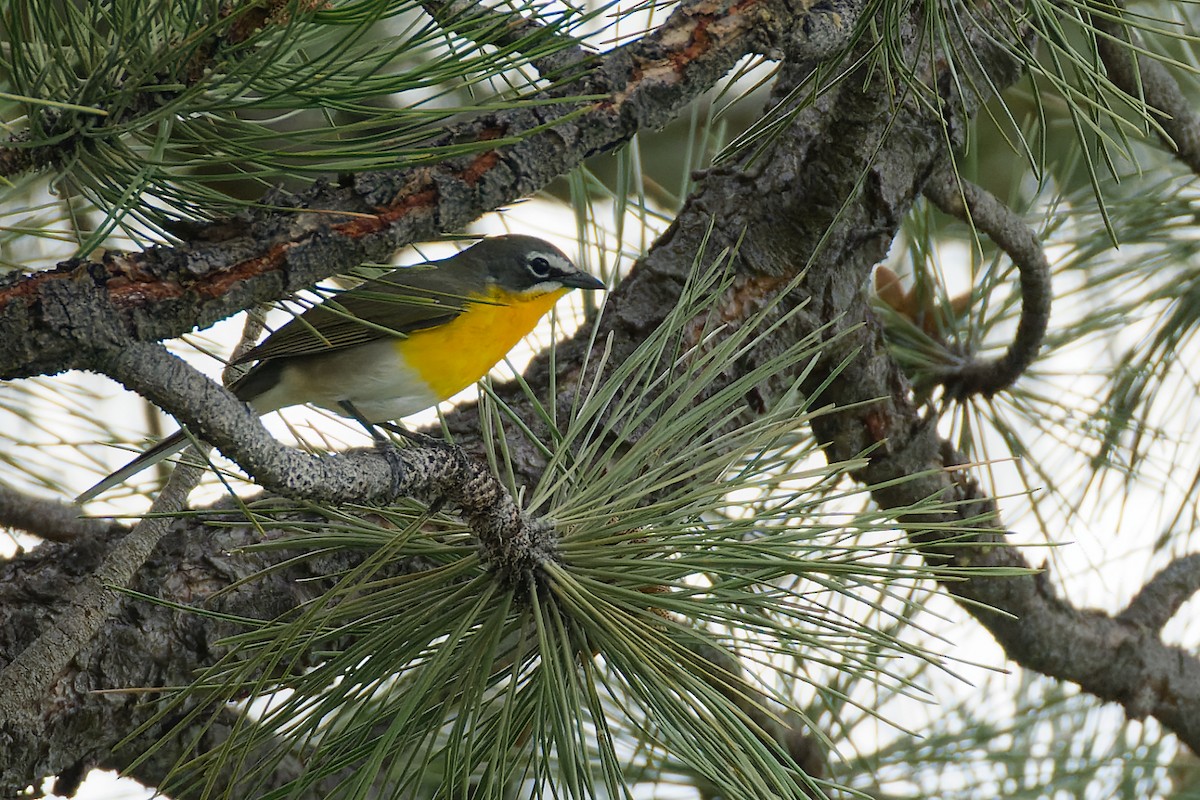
231, 250, 496, 365
230, 235, 571, 365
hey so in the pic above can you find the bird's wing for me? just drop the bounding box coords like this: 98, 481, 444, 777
232, 280, 471, 364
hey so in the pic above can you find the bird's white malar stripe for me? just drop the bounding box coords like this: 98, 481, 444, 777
527, 280, 569, 295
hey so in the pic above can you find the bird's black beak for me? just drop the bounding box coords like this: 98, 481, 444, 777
560, 271, 606, 290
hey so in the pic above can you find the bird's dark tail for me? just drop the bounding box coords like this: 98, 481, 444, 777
75, 429, 194, 504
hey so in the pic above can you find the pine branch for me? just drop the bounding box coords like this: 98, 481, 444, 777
92, 340, 555, 578
0, 460, 204, 741
0, 0, 324, 179
445, 0, 1200, 758
0, 314, 260, 764
0, 0, 804, 382
1118, 554, 1200, 633
5, 0, 1199, 794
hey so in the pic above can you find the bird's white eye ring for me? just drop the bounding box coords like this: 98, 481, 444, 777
528, 256, 553, 277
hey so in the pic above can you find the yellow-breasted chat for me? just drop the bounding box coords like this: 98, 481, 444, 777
77, 234, 605, 503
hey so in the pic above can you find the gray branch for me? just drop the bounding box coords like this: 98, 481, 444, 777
95, 341, 554, 575
1119, 553, 1200, 632
0, 505, 414, 795
0, 460, 203, 745
4, 0, 1199, 794
0, 482, 119, 542
922, 163, 1052, 397
445, 0, 1200, 757
1094, 2, 1200, 175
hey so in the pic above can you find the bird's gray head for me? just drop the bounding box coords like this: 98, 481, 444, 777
471, 234, 606, 294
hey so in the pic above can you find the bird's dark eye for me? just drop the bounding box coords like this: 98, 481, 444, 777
528, 256, 553, 278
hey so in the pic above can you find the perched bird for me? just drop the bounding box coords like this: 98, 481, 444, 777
77, 234, 605, 502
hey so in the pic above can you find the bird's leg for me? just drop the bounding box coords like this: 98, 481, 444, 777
338, 402, 455, 514
375, 421, 451, 449
337, 401, 451, 450
338, 401, 388, 444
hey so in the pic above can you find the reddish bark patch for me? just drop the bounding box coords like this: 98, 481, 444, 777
193, 244, 292, 300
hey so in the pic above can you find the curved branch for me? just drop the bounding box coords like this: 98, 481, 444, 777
3, 305, 553, 786
453, 0, 1200, 757
922, 163, 1052, 398
7, 0, 1198, 793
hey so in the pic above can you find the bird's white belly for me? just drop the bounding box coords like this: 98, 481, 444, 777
249, 340, 440, 422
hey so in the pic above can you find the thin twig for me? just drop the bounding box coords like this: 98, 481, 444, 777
922, 163, 1052, 398
222, 304, 270, 383
0, 459, 202, 732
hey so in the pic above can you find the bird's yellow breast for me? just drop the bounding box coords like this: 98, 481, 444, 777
394, 286, 569, 401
